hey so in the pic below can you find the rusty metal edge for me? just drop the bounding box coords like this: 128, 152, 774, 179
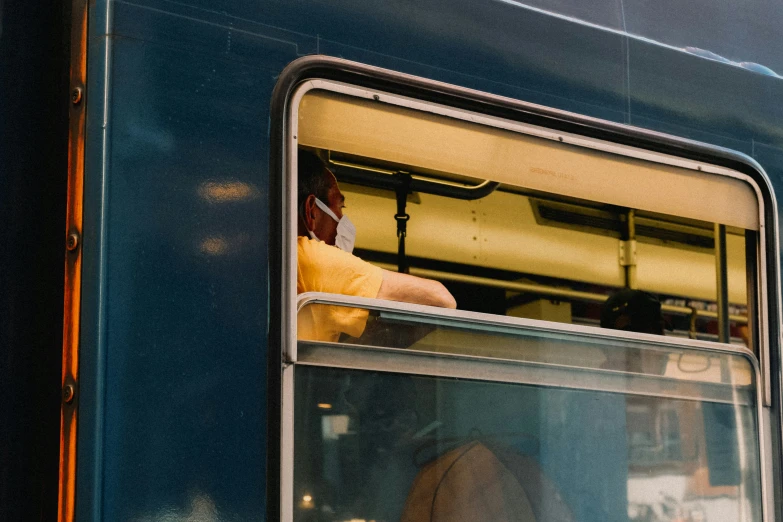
58, 0, 88, 519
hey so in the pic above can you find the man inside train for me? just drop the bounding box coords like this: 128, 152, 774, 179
600, 288, 665, 336
600, 288, 667, 373
296, 149, 456, 342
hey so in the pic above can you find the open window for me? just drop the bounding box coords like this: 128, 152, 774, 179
279, 67, 778, 522
296, 88, 761, 346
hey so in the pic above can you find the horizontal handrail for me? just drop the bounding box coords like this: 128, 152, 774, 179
375, 263, 748, 325
329, 158, 499, 200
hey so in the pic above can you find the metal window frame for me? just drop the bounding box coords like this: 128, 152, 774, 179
268, 56, 783, 522
295, 292, 759, 359
296, 292, 760, 404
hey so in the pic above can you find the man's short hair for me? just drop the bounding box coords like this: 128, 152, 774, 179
298, 149, 331, 208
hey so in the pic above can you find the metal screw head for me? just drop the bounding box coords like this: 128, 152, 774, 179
63, 384, 75, 404
71, 87, 83, 105
66, 232, 79, 251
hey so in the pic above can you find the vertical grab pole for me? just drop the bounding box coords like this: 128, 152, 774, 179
715, 223, 730, 343
688, 307, 699, 340
744, 230, 759, 352
395, 173, 412, 274
620, 209, 637, 289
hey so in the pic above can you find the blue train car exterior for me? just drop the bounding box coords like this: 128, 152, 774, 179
5, 0, 783, 521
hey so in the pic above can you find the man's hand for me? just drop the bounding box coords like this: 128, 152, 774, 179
376, 270, 457, 309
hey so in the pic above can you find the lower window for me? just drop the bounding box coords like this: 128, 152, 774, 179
291, 296, 762, 522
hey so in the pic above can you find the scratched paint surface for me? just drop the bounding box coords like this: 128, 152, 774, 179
75, 0, 783, 520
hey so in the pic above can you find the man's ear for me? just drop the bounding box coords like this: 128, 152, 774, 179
302, 194, 317, 230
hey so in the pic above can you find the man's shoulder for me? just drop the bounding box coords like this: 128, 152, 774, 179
296, 236, 384, 298
298, 235, 333, 256
298, 236, 353, 263
297, 236, 381, 274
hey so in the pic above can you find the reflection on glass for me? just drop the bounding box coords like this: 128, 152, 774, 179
294, 369, 759, 522
293, 301, 761, 522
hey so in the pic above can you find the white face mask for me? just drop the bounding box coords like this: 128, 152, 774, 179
309, 197, 357, 253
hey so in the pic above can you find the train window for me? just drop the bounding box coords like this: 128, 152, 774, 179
294, 88, 761, 346
281, 77, 773, 522
293, 296, 760, 522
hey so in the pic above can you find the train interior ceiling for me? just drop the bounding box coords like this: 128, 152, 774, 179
297, 89, 757, 347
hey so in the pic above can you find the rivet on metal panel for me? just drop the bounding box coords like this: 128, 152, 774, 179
63, 384, 75, 404
71, 86, 83, 105
66, 232, 79, 251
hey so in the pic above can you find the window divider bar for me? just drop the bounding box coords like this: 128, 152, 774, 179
296, 341, 755, 406
296, 292, 757, 359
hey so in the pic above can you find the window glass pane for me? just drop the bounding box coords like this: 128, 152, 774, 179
293, 300, 761, 522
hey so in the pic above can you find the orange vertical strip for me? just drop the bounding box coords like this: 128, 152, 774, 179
58, 0, 88, 521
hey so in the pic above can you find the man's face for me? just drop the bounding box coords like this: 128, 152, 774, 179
310, 169, 345, 246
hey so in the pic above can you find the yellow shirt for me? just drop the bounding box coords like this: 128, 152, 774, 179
297, 236, 384, 342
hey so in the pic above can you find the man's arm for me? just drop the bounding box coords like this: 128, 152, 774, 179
376, 269, 457, 309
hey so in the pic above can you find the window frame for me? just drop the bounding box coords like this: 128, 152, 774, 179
269, 56, 782, 522
295, 291, 761, 402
